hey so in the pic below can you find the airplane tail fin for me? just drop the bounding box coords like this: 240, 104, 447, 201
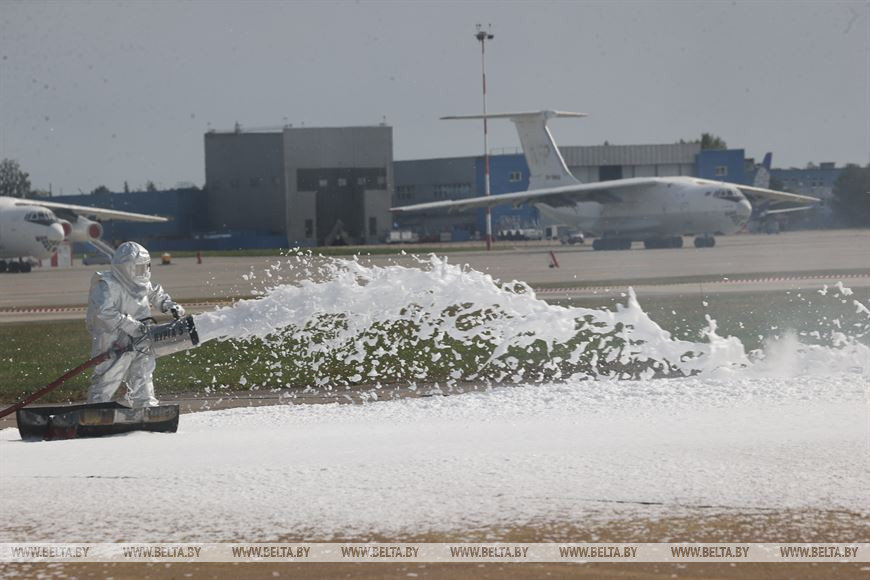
442, 110, 586, 190
753, 152, 772, 188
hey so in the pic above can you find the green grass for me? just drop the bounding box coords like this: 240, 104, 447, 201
556, 287, 870, 352
1, 320, 93, 403
531, 268, 870, 290
2, 288, 866, 406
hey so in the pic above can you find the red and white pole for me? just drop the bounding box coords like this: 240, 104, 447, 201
476, 25, 494, 251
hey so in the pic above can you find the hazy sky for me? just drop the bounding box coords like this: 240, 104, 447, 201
1, 1, 868, 194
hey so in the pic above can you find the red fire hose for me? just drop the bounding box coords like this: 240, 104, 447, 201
0, 345, 130, 420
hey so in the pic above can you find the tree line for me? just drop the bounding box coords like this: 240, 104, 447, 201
0, 158, 197, 198
830, 164, 870, 227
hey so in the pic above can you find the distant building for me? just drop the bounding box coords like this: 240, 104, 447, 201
393, 156, 478, 241
205, 124, 393, 246
563, 142, 702, 181
770, 162, 841, 204
204, 131, 286, 239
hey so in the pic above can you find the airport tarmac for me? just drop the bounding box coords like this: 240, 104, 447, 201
0, 229, 868, 322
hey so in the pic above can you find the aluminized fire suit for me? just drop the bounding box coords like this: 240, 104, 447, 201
85, 242, 184, 407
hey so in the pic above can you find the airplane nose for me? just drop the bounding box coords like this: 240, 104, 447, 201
49, 222, 66, 242
739, 199, 752, 221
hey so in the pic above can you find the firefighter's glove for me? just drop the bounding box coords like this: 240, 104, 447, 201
163, 300, 185, 319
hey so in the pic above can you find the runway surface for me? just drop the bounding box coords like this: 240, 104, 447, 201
1, 230, 868, 323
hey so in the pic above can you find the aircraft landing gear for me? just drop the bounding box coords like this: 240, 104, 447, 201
592, 238, 632, 251
643, 236, 683, 249
694, 235, 716, 248
1, 259, 32, 273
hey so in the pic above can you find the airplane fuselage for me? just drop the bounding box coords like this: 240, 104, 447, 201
0, 197, 66, 260
534, 177, 752, 238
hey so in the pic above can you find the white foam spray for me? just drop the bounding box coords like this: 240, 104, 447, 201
192, 254, 870, 389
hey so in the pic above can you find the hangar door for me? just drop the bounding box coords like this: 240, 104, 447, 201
598, 165, 623, 181
297, 168, 387, 245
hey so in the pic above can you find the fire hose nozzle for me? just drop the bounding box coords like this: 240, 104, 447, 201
146, 314, 200, 358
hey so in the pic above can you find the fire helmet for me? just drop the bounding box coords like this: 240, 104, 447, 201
111, 241, 151, 292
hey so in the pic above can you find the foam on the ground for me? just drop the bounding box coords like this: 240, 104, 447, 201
1, 373, 866, 542
2, 254, 867, 542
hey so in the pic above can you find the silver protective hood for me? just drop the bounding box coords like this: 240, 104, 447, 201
111, 241, 151, 296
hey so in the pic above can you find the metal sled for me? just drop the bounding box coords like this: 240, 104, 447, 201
16, 401, 179, 441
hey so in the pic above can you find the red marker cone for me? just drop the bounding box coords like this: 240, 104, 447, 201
548, 250, 560, 268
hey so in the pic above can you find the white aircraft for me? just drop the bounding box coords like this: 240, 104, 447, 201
0, 196, 168, 273
391, 111, 819, 250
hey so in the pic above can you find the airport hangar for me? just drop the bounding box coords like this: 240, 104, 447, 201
55, 123, 835, 251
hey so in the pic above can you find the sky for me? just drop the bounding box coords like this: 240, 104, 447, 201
1, 0, 868, 195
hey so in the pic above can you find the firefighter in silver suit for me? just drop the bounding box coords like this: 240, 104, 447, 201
85, 242, 184, 407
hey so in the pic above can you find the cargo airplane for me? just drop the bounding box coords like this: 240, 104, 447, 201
0, 196, 168, 273
390, 111, 819, 250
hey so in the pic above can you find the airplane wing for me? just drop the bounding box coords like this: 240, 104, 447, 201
762, 206, 816, 216
390, 178, 659, 213
390, 178, 821, 215
731, 183, 819, 207
13, 199, 169, 222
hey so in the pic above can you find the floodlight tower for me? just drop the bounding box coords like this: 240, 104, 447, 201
475, 23, 494, 250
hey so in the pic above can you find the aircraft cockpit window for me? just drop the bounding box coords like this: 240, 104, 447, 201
25, 210, 58, 226
712, 189, 743, 203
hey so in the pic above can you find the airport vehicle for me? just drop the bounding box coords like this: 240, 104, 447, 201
0, 196, 168, 272
82, 252, 112, 265
561, 232, 585, 245
497, 227, 542, 241
390, 111, 819, 250
387, 230, 420, 244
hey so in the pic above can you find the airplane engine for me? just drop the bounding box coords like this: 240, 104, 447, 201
67, 217, 104, 242
57, 219, 73, 240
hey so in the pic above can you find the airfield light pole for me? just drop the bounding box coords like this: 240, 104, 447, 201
476, 24, 494, 251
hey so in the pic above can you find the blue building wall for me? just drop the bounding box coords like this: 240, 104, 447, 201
58, 188, 291, 251
393, 154, 538, 240
694, 149, 748, 183
769, 164, 841, 221
59, 189, 207, 241
473, 154, 538, 233
770, 165, 841, 192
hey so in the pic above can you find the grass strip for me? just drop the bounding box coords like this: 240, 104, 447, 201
530, 268, 870, 290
